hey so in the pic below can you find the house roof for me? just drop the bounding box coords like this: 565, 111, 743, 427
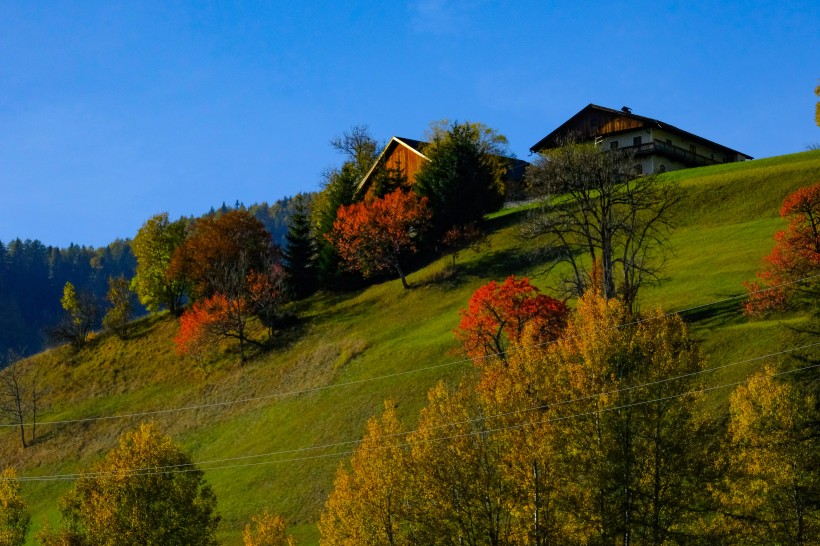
530, 103, 752, 160
356, 136, 428, 195
356, 135, 531, 196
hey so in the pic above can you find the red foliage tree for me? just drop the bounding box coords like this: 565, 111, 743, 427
328, 189, 431, 289
744, 183, 820, 316
175, 293, 257, 364
455, 275, 569, 364
247, 264, 289, 338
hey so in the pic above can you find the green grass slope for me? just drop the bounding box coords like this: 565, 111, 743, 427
4, 150, 819, 545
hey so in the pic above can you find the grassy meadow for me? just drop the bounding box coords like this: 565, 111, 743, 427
4, 149, 819, 545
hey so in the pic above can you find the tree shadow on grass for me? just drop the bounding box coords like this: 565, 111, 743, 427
679, 297, 746, 330
457, 248, 533, 281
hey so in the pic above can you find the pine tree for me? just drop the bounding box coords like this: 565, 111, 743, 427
283, 194, 317, 299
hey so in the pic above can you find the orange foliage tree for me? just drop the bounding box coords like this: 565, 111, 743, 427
175, 293, 257, 364
454, 275, 569, 364
170, 210, 279, 300
328, 189, 431, 289
744, 183, 820, 315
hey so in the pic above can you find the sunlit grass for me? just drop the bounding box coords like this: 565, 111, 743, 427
7, 150, 820, 545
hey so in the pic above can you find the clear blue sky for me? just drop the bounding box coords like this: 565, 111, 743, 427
1, 0, 818, 248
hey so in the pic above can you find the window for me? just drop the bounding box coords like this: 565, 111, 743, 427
610, 141, 619, 150
633, 136, 642, 147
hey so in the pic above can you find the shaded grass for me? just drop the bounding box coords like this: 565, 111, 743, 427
5, 150, 820, 545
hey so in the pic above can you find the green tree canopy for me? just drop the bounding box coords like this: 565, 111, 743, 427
413, 120, 510, 237
131, 212, 189, 314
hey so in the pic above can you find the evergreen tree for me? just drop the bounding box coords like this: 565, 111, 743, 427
414, 120, 509, 239
283, 194, 317, 298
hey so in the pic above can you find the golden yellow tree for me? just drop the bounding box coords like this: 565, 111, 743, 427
319, 401, 412, 546
0, 467, 30, 546
243, 511, 296, 546
713, 368, 819, 544
38, 423, 219, 545
513, 292, 712, 544
407, 380, 527, 545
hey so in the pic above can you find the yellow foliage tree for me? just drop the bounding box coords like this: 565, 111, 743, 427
38, 423, 219, 545
0, 467, 30, 546
712, 368, 819, 544
243, 511, 296, 546
507, 292, 712, 544
407, 380, 529, 545
319, 401, 412, 546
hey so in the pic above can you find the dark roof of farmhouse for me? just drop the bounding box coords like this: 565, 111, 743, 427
530, 103, 752, 160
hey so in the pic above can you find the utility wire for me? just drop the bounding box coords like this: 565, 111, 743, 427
3, 273, 817, 430
13, 358, 820, 483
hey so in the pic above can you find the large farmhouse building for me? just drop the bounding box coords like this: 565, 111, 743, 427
530, 104, 752, 175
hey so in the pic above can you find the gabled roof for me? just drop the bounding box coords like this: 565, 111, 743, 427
530, 103, 752, 160
356, 136, 428, 194
357, 135, 531, 196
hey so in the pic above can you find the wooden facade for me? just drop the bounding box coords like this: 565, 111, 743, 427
356, 137, 428, 198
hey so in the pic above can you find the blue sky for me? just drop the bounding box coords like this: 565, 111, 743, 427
1, 0, 818, 248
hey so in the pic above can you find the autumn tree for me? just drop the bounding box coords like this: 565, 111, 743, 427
102, 275, 134, 339
440, 222, 489, 270
320, 401, 413, 546
744, 183, 820, 316
530, 292, 714, 544
408, 381, 528, 546
454, 275, 568, 364
247, 265, 289, 339
524, 140, 680, 311
38, 423, 219, 545
414, 120, 510, 237
131, 212, 188, 314
0, 467, 30, 546
170, 210, 278, 300
175, 293, 260, 364
170, 211, 285, 363
329, 190, 431, 289
244, 511, 296, 546
52, 282, 98, 348
312, 126, 381, 287
712, 368, 820, 544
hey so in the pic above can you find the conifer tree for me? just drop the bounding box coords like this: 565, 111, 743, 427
283, 194, 317, 299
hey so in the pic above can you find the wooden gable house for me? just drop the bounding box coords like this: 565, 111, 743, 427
357, 136, 428, 198
530, 104, 752, 174
357, 135, 530, 200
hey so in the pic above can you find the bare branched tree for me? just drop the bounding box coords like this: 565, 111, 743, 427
0, 350, 43, 448
523, 139, 680, 311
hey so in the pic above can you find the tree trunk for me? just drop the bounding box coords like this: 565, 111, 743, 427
394, 257, 410, 289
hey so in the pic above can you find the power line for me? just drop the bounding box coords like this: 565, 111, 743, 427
4, 273, 816, 430
13, 358, 819, 483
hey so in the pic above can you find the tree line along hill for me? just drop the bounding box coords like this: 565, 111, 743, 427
0, 197, 307, 361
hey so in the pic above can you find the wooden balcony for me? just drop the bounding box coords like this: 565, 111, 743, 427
621, 139, 722, 167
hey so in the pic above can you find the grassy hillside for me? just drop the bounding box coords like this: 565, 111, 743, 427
4, 150, 819, 545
